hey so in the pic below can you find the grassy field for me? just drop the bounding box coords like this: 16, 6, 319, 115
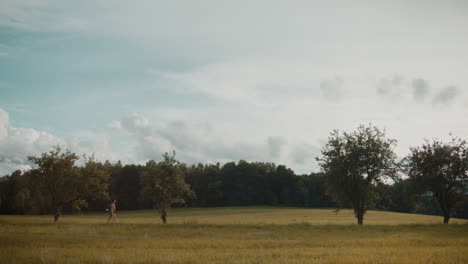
1, 207, 467, 264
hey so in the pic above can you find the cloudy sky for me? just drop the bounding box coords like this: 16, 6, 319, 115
1, 0, 467, 176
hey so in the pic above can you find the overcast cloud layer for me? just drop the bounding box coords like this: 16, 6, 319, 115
1, 0, 467, 176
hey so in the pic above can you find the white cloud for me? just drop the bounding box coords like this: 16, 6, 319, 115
143, 60, 468, 173
0, 108, 124, 176
105, 120, 122, 130
0, 109, 64, 175
104, 113, 320, 172
121, 113, 149, 131
149, 58, 328, 108
111, 115, 269, 164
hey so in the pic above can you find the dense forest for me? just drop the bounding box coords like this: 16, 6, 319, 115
1, 125, 467, 224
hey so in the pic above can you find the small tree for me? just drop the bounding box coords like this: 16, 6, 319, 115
140, 152, 194, 224
317, 125, 398, 225
405, 136, 468, 224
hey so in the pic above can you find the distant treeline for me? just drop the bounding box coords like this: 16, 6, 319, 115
1, 158, 467, 219
1, 125, 467, 225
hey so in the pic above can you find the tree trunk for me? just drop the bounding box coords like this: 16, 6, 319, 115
443, 215, 450, 224
54, 209, 60, 222
161, 209, 167, 224
437, 193, 450, 225
356, 208, 364, 225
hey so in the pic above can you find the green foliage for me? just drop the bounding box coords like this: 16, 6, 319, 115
13, 188, 30, 214
387, 179, 416, 213
27, 146, 80, 221
140, 151, 195, 223
26, 146, 110, 221
317, 124, 398, 224
405, 136, 468, 224
185, 163, 223, 206
109, 164, 143, 210
78, 157, 112, 213
1, 132, 468, 222
296, 173, 337, 207
220, 161, 277, 205
71, 199, 88, 213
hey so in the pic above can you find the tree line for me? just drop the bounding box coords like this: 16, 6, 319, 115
0, 124, 467, 225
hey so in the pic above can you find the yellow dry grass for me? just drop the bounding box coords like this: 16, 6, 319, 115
1, 207, 467, 264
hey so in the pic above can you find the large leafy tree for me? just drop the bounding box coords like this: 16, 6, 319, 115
317, 125, 398, 225
28, 147, 110, 222
140, 152, 194, 224
405, 136, 468, 224
28, 147, 80, 221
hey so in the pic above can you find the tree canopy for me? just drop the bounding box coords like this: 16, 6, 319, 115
405, 136, 468, 224
317, 125, 398, 225
140, 152, 195, 223
25, 147, 110, 222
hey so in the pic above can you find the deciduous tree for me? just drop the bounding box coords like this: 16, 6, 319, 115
140, 152, 194, 224
405, 136, 468, 224
27, 147, 109, 222
317, 125, 398, 225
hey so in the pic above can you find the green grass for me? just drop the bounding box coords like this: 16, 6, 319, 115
1, 207, 467, 263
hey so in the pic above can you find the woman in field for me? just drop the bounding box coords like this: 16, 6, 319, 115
106, 200, 117, 223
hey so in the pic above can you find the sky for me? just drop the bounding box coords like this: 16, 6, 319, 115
0, 0, 467, 176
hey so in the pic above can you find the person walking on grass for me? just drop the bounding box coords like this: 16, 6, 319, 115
107, 200, 117, 223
